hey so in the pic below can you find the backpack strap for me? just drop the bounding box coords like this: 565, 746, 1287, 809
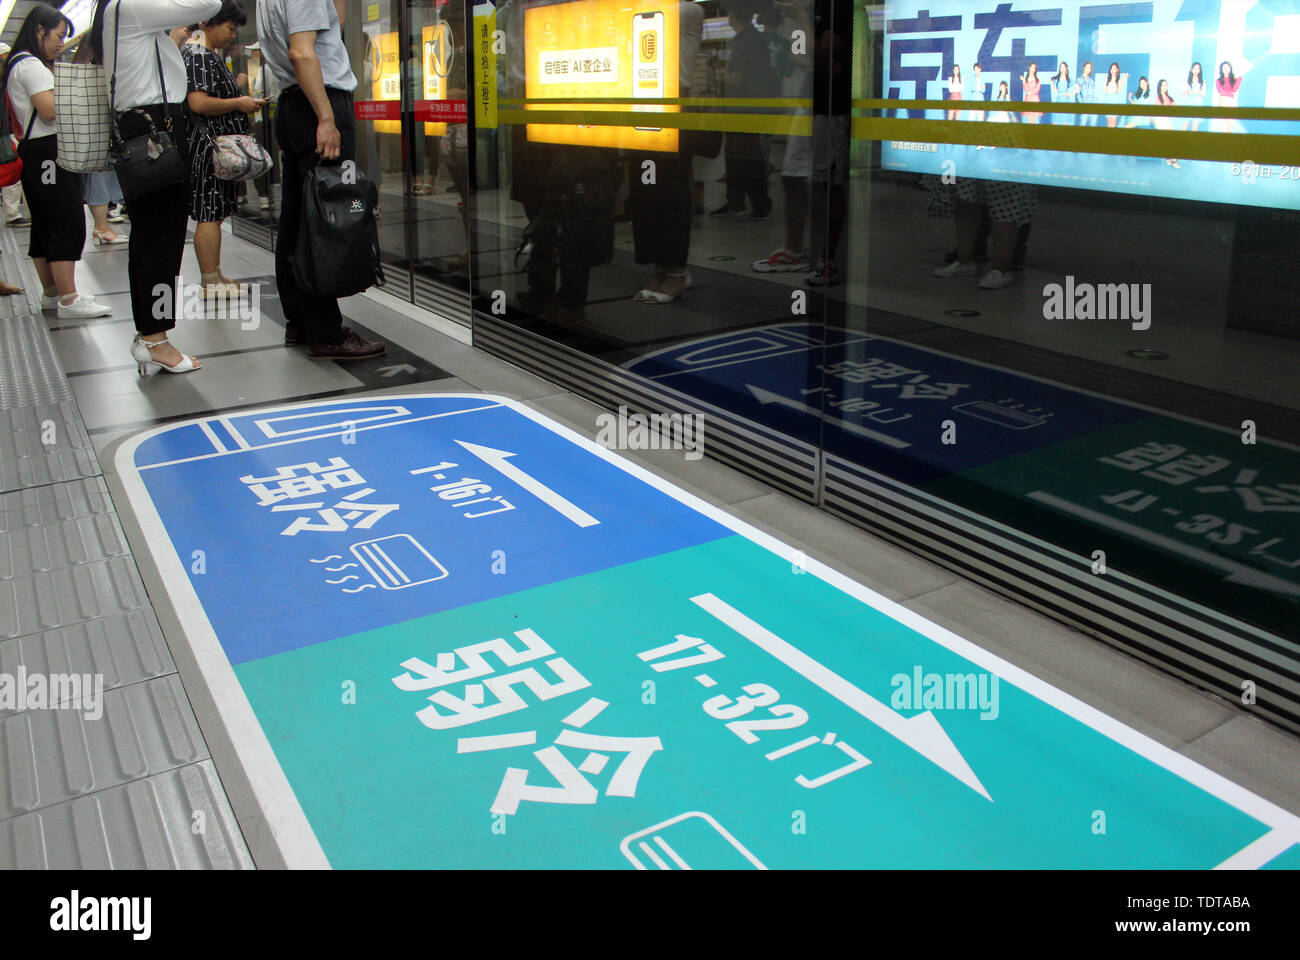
4, 52, 41, 141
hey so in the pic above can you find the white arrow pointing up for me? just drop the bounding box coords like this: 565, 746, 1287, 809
746, 384, 911, 450
691, 592, 991, 801
455, 441, 600, 527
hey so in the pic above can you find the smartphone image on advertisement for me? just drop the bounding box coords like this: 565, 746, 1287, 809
632, 11, 664, 131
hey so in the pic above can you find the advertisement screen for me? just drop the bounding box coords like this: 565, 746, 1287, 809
525, 0, 680, 151
423, 21, 453, 136
365, 25, 402, 134
882, 0, 1300, 210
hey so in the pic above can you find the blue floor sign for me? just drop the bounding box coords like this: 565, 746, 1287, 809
118, 395, 1300, 868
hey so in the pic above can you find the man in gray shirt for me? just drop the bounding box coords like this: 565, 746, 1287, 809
258, 0, 385, 359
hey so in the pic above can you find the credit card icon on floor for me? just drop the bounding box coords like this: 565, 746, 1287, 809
620, 812, 766, 870
351, 535, 448, 589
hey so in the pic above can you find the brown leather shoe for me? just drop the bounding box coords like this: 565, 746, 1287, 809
308, 329, 386, 361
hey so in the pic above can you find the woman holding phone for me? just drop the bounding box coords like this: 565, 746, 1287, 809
183, 0, 264, 295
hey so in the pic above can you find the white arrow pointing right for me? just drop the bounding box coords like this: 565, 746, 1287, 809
692, 592, 991, 801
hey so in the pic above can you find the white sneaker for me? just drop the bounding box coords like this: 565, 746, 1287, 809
933, 260, 977, 278
40, 293, 59, 310
978, 268, 1016, 289
56, 295, 112, 319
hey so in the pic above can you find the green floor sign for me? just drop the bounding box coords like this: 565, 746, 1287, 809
120, 396, 1300, 868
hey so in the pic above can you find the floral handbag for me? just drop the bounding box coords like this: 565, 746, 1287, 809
202, 122, 273, 181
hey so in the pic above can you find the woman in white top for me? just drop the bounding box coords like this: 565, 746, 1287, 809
89, 0, 222, 375
3, 6, 112, 319
946, 64, 963, 121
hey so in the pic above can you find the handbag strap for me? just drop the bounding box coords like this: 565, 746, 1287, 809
109, 0, 172, 142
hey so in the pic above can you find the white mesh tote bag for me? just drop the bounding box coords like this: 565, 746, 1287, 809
54, 62, 114, 173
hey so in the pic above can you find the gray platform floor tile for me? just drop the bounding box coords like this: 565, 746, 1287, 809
0, 402, 99, 493
0, 314, 73, 408
0, 511, 130, 580
730, 491, 962, 603
1182, 714, 1300, 820
902, 580, 1238, 752
453, 361, 573, 402
0, 674, 210, 820
70, 349, 365, 429
0, 556, 151, 642
0, 476, 115, 526
0, 610, 175, 721
52, 306, 287, 376
0, 760, 253, 869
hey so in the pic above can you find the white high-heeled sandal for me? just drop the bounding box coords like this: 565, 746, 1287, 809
131, 334, 200, 376
638, 271, 692, 304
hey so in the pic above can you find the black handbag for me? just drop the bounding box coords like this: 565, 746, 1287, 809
108, 1, 185, 200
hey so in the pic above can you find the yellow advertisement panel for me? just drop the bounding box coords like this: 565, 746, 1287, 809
369, 28, 401, 134
422, 22, 451, 136
524, 0, 679, 151
474, 2, 497, 129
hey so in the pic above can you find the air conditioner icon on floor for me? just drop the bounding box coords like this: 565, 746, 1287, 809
350, 534, 448, 589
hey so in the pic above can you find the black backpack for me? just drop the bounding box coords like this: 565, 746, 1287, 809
293, 161, 385, 298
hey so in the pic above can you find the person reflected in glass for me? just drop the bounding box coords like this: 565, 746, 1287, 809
710, 0, 778, 221
629, 0, 704, 304
752, 0, 813, 273
804, 0, 850, 288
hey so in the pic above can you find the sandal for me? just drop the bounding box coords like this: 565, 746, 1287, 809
0, 280, 24, 295
639, 271, 691, 304
633, 271, 666, 302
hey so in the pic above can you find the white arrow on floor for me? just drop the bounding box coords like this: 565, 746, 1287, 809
746, 384, 911, 449
378, 364, 418, 377
692, 592, 992, 801
455, 441, 600, 527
